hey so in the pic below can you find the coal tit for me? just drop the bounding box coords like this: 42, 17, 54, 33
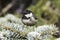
22, 10, 38, 26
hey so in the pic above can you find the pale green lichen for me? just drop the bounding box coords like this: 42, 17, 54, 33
0, 14, 59, 40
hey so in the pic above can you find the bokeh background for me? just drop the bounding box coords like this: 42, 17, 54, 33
29, 0, 60, 28
0, 0, 60, 40
0, 0, 60, 34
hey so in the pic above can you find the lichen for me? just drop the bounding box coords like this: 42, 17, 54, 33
0, 14, 59, 40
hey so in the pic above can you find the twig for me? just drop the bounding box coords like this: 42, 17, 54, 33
0, 3, 13, 16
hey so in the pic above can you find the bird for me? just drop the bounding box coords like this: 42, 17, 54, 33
21, 9, 38, 26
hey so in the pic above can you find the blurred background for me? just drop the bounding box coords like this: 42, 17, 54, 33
29, 0, 60, 29
0, 0, 60, 29
0, 0, 60, 40
0, 0, 60, 30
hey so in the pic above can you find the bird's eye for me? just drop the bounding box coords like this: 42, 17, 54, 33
28, 17, 30, 19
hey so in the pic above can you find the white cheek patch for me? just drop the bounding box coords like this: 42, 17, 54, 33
29, 13, 33, 17
25, 13, 33, 18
